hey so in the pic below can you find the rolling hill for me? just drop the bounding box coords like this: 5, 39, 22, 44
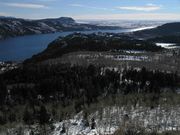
24, 33, 162, 63
134, 22, 180, 38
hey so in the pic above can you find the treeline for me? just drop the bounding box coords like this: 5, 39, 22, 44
148, 35, 180, 44
0, 64, 178, 107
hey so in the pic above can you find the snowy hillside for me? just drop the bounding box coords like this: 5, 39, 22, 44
7, 105, 180, 135
52, 106, 180, 135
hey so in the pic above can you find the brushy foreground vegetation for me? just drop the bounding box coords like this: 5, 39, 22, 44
0, 63, 180, 134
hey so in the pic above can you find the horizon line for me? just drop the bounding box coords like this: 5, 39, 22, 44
1, 15, 180, 22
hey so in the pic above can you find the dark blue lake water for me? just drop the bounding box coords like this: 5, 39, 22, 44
0, 29, 132, 61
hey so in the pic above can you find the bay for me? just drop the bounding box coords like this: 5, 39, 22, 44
0, 28, 144, 61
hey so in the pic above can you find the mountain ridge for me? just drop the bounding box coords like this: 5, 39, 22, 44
0, 17, 120, 40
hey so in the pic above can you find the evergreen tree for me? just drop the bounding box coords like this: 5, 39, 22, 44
23, 107, 34, 125
91, 118, 96, 129
38, 105, 50, 125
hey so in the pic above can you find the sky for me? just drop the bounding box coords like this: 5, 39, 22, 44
0, 0, 180, 20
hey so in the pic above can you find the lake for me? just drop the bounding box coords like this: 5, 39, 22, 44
0, 28, 149, 61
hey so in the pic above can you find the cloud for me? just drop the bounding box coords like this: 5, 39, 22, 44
0, 12, 9, 16
70, 4, 84, 8
72, 13, 180, 20
70, 4, 115, 11
117, 4, 161, 11
38, 0, 57, 2
3, 3, 48, 9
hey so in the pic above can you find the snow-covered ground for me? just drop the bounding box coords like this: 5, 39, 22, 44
122, 50, 146, 54
114, 55, 149, 61
77, 54, 149, 62
53, 105, 180, 135
156, 43, 180, 49
7, 105, 180, 135
0, 62, 19, 74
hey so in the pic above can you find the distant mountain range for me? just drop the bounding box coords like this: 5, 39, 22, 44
1, 16, 179, 40
0, 17, 120, 39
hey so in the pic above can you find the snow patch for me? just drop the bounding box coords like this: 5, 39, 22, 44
156, 43, 179, 49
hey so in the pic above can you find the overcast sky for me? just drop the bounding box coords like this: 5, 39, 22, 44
0, 0, 180, 20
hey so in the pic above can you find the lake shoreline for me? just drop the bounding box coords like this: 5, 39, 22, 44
0, 26, 157, 62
